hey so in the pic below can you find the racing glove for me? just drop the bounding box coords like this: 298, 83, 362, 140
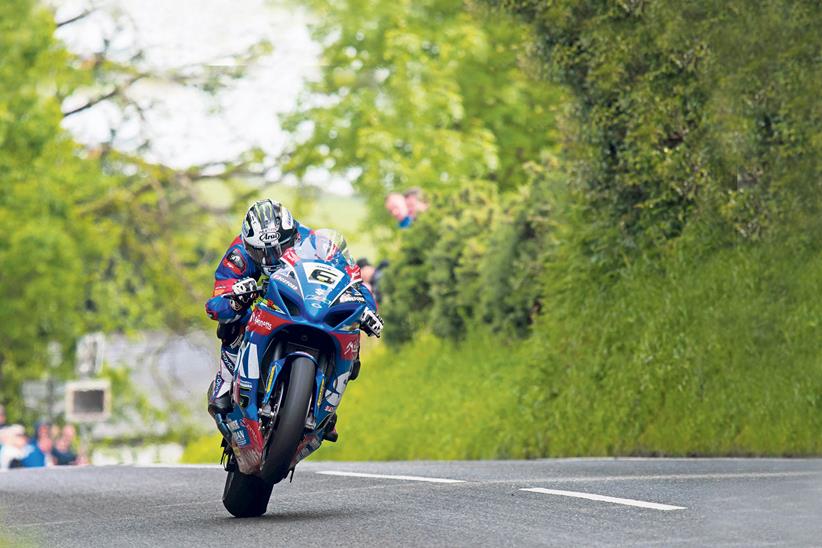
360, 309, 384, 338
229, 277, 258, 309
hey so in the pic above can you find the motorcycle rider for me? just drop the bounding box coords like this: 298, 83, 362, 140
205, 199, 383, 440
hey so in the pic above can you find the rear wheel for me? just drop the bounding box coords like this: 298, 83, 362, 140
222, 468, 273, 518
261, 357, 315, 484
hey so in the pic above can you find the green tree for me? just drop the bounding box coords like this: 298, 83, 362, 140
0, 0, 257, 418
495, 0, 822, 260
283, 0, 564, 216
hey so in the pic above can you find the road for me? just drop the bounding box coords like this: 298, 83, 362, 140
2, 458, 821, 547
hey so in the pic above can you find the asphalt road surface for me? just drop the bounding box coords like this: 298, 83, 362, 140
2, 458, 821, 547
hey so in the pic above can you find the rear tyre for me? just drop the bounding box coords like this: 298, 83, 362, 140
222, 469, 273, 518
260, 357, 315, 484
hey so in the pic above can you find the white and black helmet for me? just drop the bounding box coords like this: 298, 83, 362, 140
241, 199, 297, 268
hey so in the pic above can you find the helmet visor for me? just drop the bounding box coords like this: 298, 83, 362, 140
245, 241, 282, 268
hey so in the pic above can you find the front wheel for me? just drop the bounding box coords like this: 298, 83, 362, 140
222, 468, 273, 518
260, 357, 315, 484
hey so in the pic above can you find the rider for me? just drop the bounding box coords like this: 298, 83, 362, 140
205, 199, 383, 434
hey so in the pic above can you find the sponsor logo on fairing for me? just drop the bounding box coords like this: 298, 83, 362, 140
247, 307, 288, 335
273, 272, 299, 293
250, 315, 273, 331
338, 291, 365, 304
335, 332, 360, 360
345, 340, 360, 357
345, 264, 362, 284
281, 248, 298, 265
227, 420, 247, 446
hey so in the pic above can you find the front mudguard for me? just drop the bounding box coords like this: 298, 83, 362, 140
226, 352, 322, 476
262, 351, 324, 430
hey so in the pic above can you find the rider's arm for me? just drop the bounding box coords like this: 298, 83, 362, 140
205, 237, 258, 323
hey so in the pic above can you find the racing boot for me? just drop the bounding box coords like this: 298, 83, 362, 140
323, 412, 339, 443
208, 344, 239, 439
349, 355, 361, 382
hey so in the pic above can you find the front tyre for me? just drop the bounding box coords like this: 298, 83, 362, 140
261, 357, 315, 484
222, 469, 273, 518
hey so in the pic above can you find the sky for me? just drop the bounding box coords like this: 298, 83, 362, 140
52, 0, 354, 194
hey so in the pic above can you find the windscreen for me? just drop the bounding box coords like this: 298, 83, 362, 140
294, 229, 354, 269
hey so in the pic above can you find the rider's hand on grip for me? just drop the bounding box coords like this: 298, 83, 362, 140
230, 277, 258, 306
360, 308, 384, 338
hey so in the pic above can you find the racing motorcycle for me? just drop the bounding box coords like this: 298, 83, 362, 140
215, 229, 370, 517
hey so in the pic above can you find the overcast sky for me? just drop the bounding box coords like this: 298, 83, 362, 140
52, 0, 353, 193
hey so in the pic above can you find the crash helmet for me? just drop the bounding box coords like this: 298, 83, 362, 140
241, 199, 297, 269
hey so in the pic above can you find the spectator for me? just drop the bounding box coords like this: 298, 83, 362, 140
356, 258, 376, 293
385, 192, 413, 228
53, 425, 78, 466
0, 425, 31, 470
357, 257, 389, 305
403, 187, 428, 220
0, 404, 6, 428
19, 421, 55, 468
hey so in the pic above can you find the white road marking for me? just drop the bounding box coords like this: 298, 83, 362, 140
316, 470, 466, 484
504, 471, 822, 484
521, 487, 686, 511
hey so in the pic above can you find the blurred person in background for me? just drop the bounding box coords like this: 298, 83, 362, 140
53, 425, 78, 466
19, 421, 55, 467
357, 258, 389, 305
357, 258, 376, 293
0, 406, 5, 459
385, 192, 413, 228
0, 425, 31, 470
403, 187, 428, 221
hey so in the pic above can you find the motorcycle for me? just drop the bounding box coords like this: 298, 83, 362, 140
216, 229, 369, 517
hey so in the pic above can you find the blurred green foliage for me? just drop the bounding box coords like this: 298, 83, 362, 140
496, 0, 821, 258
0, 0, 236, 419
322, 232, 822, 458
255, 0, 822, 459
283, 0, 565, 219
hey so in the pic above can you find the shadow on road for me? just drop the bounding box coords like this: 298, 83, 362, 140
212, 506, 384, 524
